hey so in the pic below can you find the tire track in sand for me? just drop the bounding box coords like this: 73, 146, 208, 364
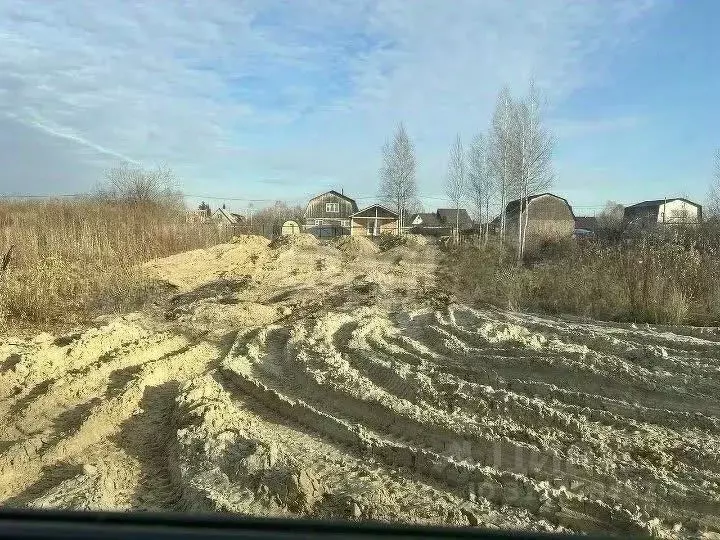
3, 264, 720, 538
0, 321, 230, 509
209, 305, 720, 537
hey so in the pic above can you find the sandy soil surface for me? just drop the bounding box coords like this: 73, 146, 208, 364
1, 233, 720, 538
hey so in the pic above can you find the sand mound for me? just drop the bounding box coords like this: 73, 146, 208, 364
333, 236, 380, 256
143, 237, 271, 291
269, 233, 318, 249
139, 233, 433, 335
378, 246, 423, 263
402, 234, 428, 247
230, 234, 272, 248
6, 233, 720, 536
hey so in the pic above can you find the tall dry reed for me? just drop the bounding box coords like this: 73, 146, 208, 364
0, 198, 231, 326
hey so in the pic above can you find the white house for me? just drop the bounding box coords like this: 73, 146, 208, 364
623, 198, 702, 227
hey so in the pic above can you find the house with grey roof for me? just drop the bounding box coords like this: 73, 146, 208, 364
437, 209, 474, 231
211, 207, 245, 227
623, 198, 702, 228
408, 208, 473, 237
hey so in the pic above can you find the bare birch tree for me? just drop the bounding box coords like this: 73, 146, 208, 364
379, 122, 417, 234
709, 148, 720, 218
513, 82, 554, 261
445, 134, 466, 244
466, 132, 494, 243
488, 87, 517, 243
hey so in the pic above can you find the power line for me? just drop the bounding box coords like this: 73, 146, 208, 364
0, 190, 613, 209
0, 193, 87, 198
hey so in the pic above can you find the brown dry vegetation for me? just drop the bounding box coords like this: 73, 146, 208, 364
447, 225, 720, 326
0, 198, 231, 327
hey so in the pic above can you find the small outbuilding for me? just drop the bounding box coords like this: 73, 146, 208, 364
350, 204, 399, 237
281, 220, 300, 236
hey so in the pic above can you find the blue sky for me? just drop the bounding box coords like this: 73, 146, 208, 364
0, 0, 718, 215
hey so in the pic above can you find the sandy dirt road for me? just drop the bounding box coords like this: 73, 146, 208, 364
1, 234, 720, 538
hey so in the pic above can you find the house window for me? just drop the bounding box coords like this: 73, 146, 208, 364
367, 221, 375, 235
326, 202, 339, 213
341, 220, 350, 227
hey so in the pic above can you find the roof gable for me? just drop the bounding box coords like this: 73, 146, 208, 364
351, 204, 398, 218
409, 212, 443, 227
212, 208, 239, 224
505, 193, 575, 219
308, 190, 357, 207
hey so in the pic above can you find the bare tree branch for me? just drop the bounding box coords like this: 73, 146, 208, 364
515, 81, 554, 260
488, 87, 518, 243
378, 122, 418, 233
445, 134, 466, 244
100, 162, 183, 211
709, 148, 720, 218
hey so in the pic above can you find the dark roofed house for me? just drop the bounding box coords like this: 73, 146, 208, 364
574, 216, 598, 238
211, 207, 245, 227
623, 198, 702, 229
409, 212, 443, 228
437, 209, 474, 231
574, 216, 597, 232
303, 190, 359, 237
409, 209, 473, 237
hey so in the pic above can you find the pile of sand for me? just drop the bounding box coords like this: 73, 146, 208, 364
402, 234, 429, 248
332, 236, 380, 256
142, 235, 271, 291
230, 234, 272, 248
139, 231, 434, 335
269, 233, 319, 250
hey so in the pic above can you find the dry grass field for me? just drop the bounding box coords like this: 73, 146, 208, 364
0, 198, 231, 328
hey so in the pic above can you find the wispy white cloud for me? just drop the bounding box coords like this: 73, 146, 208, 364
0, 0, 663, 200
